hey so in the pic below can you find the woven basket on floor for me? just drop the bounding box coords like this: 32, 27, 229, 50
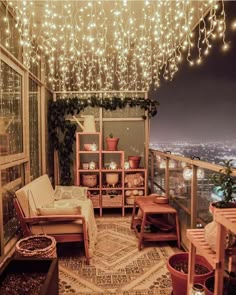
15, 235, 57, 258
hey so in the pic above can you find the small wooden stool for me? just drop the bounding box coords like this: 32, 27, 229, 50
131, 196, 180, 250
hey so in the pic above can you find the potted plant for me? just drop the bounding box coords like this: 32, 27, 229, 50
204, 271, 236, 295
167, 252, 213, 295
105, 133, 119, 151
210, 159, 236, 212
204, 159, 236, 256
128, 155, 141, 169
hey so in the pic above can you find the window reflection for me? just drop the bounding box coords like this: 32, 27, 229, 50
0, 61, 23, 155
1, 164, 24, 245
29, 78, 40, 179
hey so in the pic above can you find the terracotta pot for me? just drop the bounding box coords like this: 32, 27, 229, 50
209, 201, 236, 214
204, 276, 236, 295
128, 156, 141, 169
204, 276, 214, 295
167, 253, 213, 295
106, 138, 119, 151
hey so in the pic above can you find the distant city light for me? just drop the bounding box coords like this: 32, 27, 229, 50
232, 20, 236, 30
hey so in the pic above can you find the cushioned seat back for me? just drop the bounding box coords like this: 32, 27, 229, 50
15, 174, 55, 217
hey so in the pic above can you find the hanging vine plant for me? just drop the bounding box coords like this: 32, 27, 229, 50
48, 95, 159, 184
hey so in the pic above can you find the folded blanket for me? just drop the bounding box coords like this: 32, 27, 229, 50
54, 198, 97, 257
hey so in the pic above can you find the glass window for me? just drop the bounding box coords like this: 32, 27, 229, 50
0, 3, 23, 62
29, 78, 40, 179
0, 61, 23, 156
0, 164, 24, 247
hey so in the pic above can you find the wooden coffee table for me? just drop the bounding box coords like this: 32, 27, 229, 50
131, 196, 180, 250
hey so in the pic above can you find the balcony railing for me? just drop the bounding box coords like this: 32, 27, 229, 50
148, 149, 236, 250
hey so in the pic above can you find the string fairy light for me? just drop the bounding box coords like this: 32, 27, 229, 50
4, 0, 227, 91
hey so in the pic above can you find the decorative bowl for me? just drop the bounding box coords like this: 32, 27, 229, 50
84, 144, 92, 151
106, 173, 119, 186
154, 196, 169, 204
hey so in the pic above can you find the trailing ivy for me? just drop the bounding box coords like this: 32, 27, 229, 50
48, 96, 159, 184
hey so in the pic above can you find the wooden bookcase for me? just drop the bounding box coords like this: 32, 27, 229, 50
75, 132, 147, 216
187, 208, 236, 295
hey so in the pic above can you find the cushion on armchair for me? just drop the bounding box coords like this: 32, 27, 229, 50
36, 202, 82, 216
54, 186, 88, 201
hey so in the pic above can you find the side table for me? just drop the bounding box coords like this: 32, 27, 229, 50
131, 196, 181, 250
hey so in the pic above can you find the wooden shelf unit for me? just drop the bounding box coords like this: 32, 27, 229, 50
75, 132, 147, 216
187, 208, 236, 295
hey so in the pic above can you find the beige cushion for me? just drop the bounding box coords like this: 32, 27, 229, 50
54, 185, 88, 201
30, 220, 84, 235
36, 202, 81, 216
30, 199, 93, 235
15, 174, 55, 217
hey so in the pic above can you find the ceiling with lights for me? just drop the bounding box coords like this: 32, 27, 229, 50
5, 1, 227, 92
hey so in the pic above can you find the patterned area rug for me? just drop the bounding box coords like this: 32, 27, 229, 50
59, 217, 176, 295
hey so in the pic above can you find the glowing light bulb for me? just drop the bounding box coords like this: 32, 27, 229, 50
222, 43, 229, 51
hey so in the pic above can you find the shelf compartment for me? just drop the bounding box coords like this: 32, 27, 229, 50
101, 168, 123, 172
132, 219, 179, 242
102, 151, 124, 169
187, 229, 217, 269
214, 208, 236, 234
102, 194, 122, 207
78, 169, 100, 172
89, 195, 100, 208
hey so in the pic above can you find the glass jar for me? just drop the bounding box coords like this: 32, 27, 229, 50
191, 283, 205, 295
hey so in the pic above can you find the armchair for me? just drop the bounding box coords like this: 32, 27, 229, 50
14, 174, 97, 264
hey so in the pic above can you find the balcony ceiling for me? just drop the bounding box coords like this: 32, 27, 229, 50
8, 0, 224, 92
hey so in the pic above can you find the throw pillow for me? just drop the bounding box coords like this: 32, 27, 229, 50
36, 202, 81, 216
54, 186, 88, 201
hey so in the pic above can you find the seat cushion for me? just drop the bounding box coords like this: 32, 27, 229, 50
36, 202, 82, 215
15, 174, 55, 217
30, 220, 84, 235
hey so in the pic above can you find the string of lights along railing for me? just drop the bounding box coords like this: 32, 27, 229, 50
4, 0, 227, 91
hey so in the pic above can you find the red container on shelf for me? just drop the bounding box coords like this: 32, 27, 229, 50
128, 156, 141, 169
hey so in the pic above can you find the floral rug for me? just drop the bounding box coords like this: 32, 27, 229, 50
58, 217, 176, 295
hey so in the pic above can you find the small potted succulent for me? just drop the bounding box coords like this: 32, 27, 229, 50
210, 159, 236, 212
105, 133, 119, 151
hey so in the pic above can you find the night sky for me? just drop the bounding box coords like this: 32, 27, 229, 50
150, 1, 236, 143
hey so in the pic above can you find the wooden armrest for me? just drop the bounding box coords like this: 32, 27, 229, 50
24, 215, 85, 224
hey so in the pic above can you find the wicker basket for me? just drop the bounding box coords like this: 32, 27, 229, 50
90, 195, 100, 207
102, 195, 122, 207
82, 174, 97, 187
15, 235, 57, 258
